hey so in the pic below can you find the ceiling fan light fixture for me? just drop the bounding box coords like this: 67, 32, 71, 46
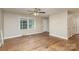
33, 12, 39, 16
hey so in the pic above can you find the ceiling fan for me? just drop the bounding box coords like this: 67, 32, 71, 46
27, 8, 45, 16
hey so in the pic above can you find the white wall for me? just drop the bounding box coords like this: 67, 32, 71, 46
0, 9, 4, 46
76, 15, 79, 34
4, 12, 44, 39
49, 11, 68, 39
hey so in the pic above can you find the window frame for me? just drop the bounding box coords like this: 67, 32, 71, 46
20, 17, 36, 30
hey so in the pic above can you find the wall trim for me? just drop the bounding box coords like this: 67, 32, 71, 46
4, 35, 22, 40
49, 34, 68, 40
4, 32, 70, 40
4, 32, 44, 40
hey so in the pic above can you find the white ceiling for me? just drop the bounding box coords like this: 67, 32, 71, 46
3, 8, 79, 17
3, 8, 66, 17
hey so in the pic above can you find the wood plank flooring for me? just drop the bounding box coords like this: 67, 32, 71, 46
0, 32, 78, 51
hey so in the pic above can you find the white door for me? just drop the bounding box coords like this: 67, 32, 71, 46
68, 15, 77, 37
71, 16, 77, 35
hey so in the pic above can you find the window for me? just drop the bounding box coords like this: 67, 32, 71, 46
29, 19, 34, 29
20, 18, 36, 29
20, 18, 27, 29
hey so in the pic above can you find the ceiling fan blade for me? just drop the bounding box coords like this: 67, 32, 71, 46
39, 12, 45, 13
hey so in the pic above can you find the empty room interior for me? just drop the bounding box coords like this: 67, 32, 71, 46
0, 8, 79, 51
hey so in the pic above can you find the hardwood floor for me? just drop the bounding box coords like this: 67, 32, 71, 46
0, 32, 78, 51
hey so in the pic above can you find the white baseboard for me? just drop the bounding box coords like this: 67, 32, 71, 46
4, 35, 22, 39
4, 32, 44, 40
49, 34, 68, 40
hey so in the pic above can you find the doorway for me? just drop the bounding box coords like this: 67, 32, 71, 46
43, 19, 49, 32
